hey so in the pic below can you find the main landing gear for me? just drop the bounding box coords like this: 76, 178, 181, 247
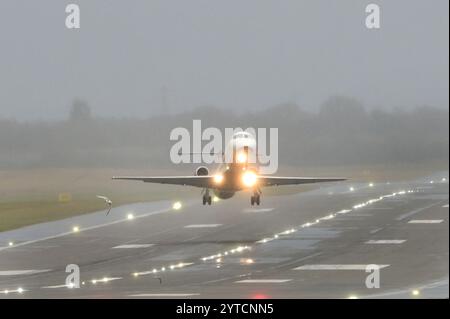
202, 188, 212, 205
250, 189, 261, 206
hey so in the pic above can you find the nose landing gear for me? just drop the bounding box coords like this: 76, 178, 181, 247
250, 189, 261, 206
202, 189, 212, 205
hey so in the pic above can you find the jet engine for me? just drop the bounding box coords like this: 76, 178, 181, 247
195, 166, 209, 176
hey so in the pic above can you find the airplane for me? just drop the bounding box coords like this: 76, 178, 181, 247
113, 131, 346, 206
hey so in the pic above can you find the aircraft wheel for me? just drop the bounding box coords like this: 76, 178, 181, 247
207, 196, 212, 205
250, 196, 255, 206
256, 195, 260, 206
202, 196, 207, 205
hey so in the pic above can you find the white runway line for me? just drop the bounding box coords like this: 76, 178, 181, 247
0, 206, 176, 252
242, 208, 274, 213
443, 204, 449, 208
365, 240, 406, 244
184, 224, 222, 228
42, 284, 71, 289
369, 227, 383, 234
363, 276, 449, 299
293, 264, 390, 270
396, 202, 442, 221
0, 269, 51, 276
235, 279, 292, 283
112, 244, 154, 249
129, 293, 200, 297
408, 219, 443, 224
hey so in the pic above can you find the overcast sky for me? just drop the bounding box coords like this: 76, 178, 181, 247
0, 0, 448, 120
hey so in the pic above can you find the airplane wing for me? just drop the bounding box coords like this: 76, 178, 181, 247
257, 176, 346, 187
113, 175, 345, 189
112, 176, 216, 188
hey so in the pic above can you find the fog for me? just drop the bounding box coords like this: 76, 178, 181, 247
0, 98, 448, 170
0, 1, 448, 171
0, 0, 448, 121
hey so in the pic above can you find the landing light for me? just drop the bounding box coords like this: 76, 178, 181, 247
72, 226, 80, 233
127, 213, 134, 220
242, 171, 257, 187
412, 289, 420, 296
213, 174, 224, 184
8, 242, 13, 247
237, 152, 247, 164
244, 258, 254, 264
212, 196, 220, 202
172, 202, 182, 210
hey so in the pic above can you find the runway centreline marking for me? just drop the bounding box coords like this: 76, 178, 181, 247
365, 240, 406, 244
128, 293, 200, 297
235, 279, 292, 283
293, 264, 390, 270
184, 224, 222, 228
112, 244, 154, 249
0, 269, 52, 276
408, 219, 444, 224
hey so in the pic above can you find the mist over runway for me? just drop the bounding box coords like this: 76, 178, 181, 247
0, 173, 448, 299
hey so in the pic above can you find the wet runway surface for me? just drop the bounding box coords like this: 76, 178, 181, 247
0, 173, 448, 298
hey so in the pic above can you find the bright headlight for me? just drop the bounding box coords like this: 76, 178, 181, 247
213, 174, 224, 184
237, 152, 247, 163
242, 171, 257, 187
172, 201, 182, 210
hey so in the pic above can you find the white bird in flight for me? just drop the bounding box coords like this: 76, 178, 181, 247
96, 195, 112, 215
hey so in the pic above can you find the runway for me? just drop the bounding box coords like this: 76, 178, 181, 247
0, 172, 448, 299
